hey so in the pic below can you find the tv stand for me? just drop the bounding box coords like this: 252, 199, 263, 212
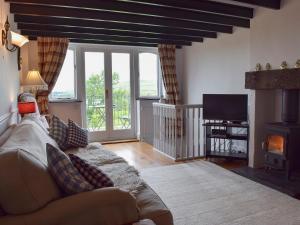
203, 121, 249, 161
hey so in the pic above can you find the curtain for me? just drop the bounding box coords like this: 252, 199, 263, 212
158, 44, 182, 137
158, 44, 181, 105
36, 37, 69, 114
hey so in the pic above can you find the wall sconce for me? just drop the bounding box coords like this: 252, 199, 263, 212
1, 16, 29, 70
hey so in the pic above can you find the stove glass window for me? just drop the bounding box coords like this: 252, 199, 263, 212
267, 135, 284, 155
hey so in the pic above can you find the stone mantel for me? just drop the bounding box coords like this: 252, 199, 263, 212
245, 68, 300, 90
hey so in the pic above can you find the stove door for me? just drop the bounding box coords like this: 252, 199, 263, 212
267, 135, 285, 155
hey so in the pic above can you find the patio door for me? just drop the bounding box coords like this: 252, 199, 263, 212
84, 49, 135, 142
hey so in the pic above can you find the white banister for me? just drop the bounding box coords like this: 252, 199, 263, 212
153, 103, 204, 161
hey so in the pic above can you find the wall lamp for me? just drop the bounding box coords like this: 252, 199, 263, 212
1, 16, 29, 70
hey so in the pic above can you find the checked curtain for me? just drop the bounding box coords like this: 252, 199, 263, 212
36, 37, 69, 114
158, 44, 182, 137
158, 44, 181, 105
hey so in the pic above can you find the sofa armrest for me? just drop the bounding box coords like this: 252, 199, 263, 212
0, 188, 140, 225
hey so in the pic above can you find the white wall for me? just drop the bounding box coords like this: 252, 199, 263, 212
183, 0, 300, 168
183, 28, 251, 104
0, 0, 20, 117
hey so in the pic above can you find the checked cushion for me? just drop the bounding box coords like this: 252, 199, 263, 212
69, 154, 114, 188
67, 119, 88, 148
46, 144, 94, 195
49, 115, 70, 151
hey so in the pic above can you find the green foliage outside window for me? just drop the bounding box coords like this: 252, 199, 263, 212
86, 71, 131, 131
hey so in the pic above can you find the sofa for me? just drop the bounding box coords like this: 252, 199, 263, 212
0, 118, 173, 225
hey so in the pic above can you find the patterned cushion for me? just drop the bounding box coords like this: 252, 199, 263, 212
46, 144, 94, 195
67, 120, 88, 147
69, 154, 114, 188
49, 116, 70, 150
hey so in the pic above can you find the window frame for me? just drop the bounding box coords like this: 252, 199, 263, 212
137, 50, 163, 99
49, 46, 78, 102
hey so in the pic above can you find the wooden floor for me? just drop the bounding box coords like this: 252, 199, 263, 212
103, 141, 175, 170
104, 141, 246, 170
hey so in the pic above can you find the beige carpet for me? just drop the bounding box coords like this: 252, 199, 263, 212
141, 161, 300, 225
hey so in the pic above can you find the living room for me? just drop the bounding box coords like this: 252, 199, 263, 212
1, 0, 300, 225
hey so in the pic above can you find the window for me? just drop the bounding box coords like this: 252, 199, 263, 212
138, 52, 160, 98
50, 49, 76, 100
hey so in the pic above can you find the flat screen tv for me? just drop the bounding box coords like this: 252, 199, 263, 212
203, 94, 248, 122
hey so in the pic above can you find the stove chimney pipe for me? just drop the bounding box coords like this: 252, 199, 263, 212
281, 89, 299, 123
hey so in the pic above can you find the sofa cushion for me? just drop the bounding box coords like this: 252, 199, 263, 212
47, 144, 94, 195
67, 120, 88, 147
0, 119, 62, 215
135, 184, 173, 225
49, 116, 70, 150
1, 118, 59, 165
0, 150, 61, 215
69, 154, 114, 188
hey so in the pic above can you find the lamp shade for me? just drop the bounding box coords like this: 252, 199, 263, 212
22, 70, 48, 88
10, 31, 29, 48
18, 102, 36, 114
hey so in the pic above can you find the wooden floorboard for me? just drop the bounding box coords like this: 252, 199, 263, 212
103, 141, 246, 170
103, 141, 176, 170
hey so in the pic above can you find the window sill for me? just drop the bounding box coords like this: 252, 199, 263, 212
49, 99, 82, 103
137, 97, 160, 101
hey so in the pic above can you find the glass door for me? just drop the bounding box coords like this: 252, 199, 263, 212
85, 51, 106, 133
84, 50, 135, 142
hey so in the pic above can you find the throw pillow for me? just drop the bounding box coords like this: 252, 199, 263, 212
67, 119, 88, 147
69, 154, 114, 188
46, 144, 94, 195
49, 116, 70, 150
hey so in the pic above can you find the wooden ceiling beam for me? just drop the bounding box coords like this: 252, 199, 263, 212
232, 0, 281, 9
10, 4, 234, 33
14, 15, 220, 36
68, 39, 181, 49
17, 23, 209, 41
21, 30, 193, 46
6, 0, 250, 27
28, 36, 180, 48
119, 0, 254, 18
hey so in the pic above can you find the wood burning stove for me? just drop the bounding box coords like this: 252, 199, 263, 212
263, 90, 300, 179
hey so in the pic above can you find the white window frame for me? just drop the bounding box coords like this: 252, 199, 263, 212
136, 50, 163, 99
49, 46, 78, 102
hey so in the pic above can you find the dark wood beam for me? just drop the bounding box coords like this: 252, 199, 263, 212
119, 0, 254, 18
17, 23, 208, 41
14, 15, 221, 36
28, 36, 179, 48
6, 0, 250, 27
68, 39, 181, 49
232, 0, 281, 9
10, 4, 234, 33
21, 30, 193, 46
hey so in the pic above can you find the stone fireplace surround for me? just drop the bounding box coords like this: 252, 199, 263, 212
246, 68, 300, 168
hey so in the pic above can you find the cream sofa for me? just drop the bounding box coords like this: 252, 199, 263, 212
0, 118, 173, 225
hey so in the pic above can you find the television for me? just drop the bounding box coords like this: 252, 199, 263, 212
203, 94, 248, 122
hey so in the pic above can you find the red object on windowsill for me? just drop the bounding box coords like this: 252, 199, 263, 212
18, 102, 36, 115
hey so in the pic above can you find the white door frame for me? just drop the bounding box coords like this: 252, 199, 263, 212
77, 45, 136, 142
